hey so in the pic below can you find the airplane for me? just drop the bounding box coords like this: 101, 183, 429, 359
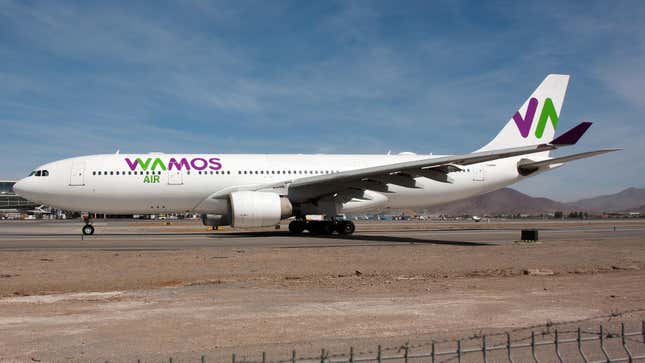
13, 74, 618, 236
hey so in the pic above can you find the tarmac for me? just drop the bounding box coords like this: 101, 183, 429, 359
0, 219, 644, 362
0, 219, 643, 250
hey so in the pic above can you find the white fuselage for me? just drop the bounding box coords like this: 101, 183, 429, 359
14, 153, 526, 215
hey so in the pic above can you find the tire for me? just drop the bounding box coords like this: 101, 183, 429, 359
288, 220, 305, 234
305, 221, 320, 234
337, 221, 355, 235
82, 224, 95, 236
320, 222, 335, 235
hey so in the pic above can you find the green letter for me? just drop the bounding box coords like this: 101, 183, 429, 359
151, 158, 167, 171
535, 98, 559, 139
136, 158, 152, 171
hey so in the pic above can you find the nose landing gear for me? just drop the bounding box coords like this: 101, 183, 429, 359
82, 216, 95, 235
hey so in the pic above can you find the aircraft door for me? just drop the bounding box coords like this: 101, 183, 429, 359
473, 167, 485, 182
69, 162, 86, 186
168, 170, 183, 185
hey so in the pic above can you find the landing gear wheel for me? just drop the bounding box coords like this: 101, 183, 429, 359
320, 222, 335, 235
337, 221, 355, 235
305, 221, 335, 235
82, 224, 95, 236
288, 220, 305, 234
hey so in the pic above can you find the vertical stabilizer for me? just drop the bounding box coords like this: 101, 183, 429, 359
478, 74, 570, 155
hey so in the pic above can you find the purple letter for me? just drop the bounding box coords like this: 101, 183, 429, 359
513, 97, 538, 138
125, 158, 139, 171
208, 157, 222, 170
190, 157, 208, 171
168, 157, 190, 170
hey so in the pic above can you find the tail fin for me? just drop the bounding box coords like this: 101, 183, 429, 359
478, 74, 570, 155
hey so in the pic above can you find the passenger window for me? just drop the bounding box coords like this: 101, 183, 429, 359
93, 171, 96, 176
110, 171, 114, 175
116, 171, 120, 175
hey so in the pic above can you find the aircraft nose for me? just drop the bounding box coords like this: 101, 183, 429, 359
12, 178, 30, 197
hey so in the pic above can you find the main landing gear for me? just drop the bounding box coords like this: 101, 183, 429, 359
288, 219, 355, 235
82, 216, 95, 236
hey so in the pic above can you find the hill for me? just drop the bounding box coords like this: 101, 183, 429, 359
424, 188, 568, 216
569, 187, 645, 212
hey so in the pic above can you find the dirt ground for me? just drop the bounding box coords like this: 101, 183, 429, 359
0, 219, 644, 362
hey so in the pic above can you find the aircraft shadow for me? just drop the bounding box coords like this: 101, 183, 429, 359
210, 231, 492, 246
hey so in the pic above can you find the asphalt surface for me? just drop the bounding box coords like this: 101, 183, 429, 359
0, 219, 642, 250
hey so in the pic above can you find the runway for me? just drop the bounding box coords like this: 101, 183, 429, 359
0, 219, 643, 250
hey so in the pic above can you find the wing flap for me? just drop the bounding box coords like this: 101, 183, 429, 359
517, 149, 619, 175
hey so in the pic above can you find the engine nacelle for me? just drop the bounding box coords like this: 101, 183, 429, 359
230, 191, 292, 228
201, 214, 231, 227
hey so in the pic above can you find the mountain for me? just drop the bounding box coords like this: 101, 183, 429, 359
414, 187, 645, 216
569, 187, 645, 212
423, 188, 568, 216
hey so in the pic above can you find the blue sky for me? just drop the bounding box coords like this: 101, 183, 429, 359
1, 0, 643, 201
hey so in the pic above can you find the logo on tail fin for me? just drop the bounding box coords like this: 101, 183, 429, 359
512, 97, 559, 138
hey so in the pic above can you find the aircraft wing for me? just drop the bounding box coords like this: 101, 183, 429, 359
210, 122, 596, 202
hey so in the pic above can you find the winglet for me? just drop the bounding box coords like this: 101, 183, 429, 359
550, 122, 592, 146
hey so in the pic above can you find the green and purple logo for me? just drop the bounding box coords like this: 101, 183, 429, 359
124, 157, 222, 171
513, 97, 559, 138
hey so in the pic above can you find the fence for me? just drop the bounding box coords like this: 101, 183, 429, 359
122, 320, 645, 363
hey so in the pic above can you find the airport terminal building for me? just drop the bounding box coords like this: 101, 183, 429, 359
0, 180, 38, 214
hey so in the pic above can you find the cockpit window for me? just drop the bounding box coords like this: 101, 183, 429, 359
29, 171, 36, 176
42, 170, 49, 176
35, 170, 42, 177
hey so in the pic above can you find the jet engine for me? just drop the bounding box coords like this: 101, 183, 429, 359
229, 191, 292, 228
201, 214, 231, 227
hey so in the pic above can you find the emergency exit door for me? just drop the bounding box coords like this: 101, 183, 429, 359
472, 167, 485, 182
168, 170, 183, 185
69, 162, 86, 186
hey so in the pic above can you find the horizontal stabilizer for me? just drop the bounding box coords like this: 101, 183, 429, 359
550, 122, 592, 146
518, 148, 619, 175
